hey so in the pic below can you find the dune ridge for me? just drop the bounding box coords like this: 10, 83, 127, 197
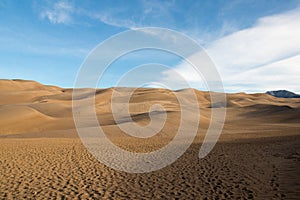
0, 79, 299, 137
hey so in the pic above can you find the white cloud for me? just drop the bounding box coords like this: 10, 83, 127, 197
161, 7, 300, 93
224, 54, 300, 93
207, 7, 300, 74
41, 1, 74, 24
161, 52, 209, 90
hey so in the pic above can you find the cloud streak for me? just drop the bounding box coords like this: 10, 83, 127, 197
89, 13, 138, 29
161, 7, 300, 93
208, 7, 300, 74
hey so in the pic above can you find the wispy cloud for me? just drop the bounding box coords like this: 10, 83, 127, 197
88, 0, 176, 29
160, 7, 300, 93
89, 13, 138, 29
40, 1, 74, 24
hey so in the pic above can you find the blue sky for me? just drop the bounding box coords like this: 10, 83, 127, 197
0, 0, 299, 93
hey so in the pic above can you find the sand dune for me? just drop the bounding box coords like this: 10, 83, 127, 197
0, 79, 299, 199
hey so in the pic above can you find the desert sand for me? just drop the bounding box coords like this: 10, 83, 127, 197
0, 79, 299, 199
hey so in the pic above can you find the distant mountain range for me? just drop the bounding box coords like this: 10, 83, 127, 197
266, 90, 300, 98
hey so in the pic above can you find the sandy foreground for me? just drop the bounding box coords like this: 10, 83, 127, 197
0, 79, 299, 199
